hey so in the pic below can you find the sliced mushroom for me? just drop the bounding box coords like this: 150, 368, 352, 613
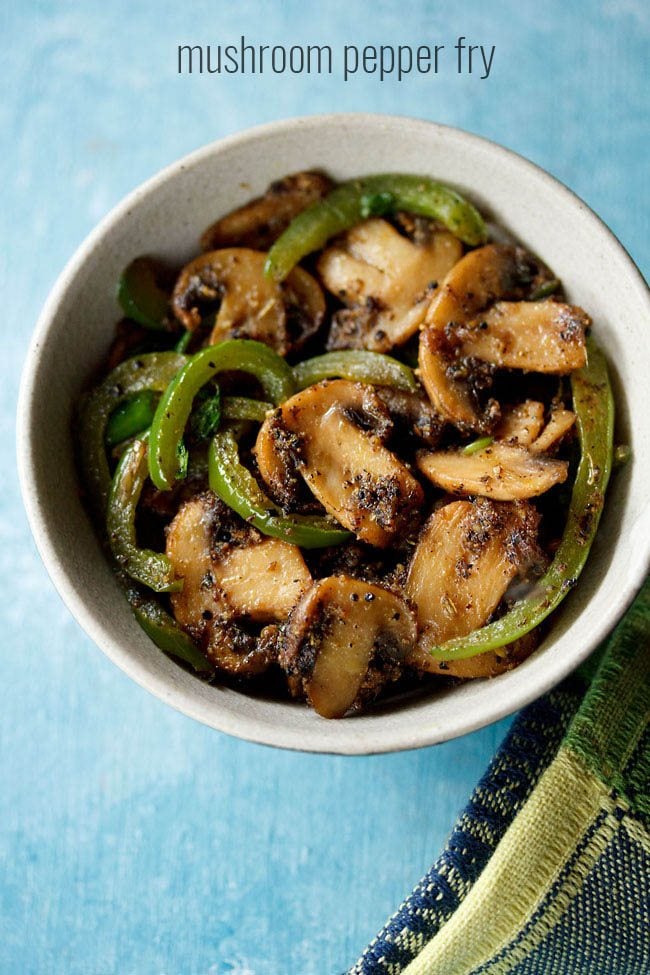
171, 248, 325, 355
418, 326, 500, 434
405, 499, 541, 673
254, 380, 424, 546
166, 495, 225, 631
424, 630, 541, 678
318, 218, 463, 352
495, 401, 545, 446
531, 409, 576, 453
280, 266, 328, 353
424, 243, 553, 331
218, 537, 312, 623
416, 441, 568, 500
450, 300, 588, 374
253, 411, 306, 510
200, 171, 333, 251
280, 575, 417, 717
166, 493, 311, 674
254, 383, 393, 509
417, 244, 558, 432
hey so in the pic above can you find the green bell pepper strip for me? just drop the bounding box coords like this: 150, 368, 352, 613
429, 338, 614, 661
221, 396, 273, 422
117, 257, 170, 330
148, 339, 295, 491
265, 174, 487, 281
529, 278, 561, 301
174, 330, 193, 353
127, 591, 213, 674
105, 390, 157, 447
462, 436, 494, 456
360, 190, 396, 218
107, 434, 182, 593
293, 350, 418, 393
208, 428, 353, 549
78, 351, 187, 519
190, 388, 222, 442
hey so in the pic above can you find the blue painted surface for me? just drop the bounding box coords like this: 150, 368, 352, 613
1, 1, 647, 972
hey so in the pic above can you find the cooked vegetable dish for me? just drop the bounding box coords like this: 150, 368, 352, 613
77, 170, 616, 718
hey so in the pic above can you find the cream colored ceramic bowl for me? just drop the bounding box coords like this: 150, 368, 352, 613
18, 115, 650, 753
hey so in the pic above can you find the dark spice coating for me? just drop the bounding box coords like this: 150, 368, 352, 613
205, 621, 277, 677
374, 387, 443, 448
327, 298, 387, 352
350, 471, 410, 532
464, 497, 543, 571
173, 265, 224, 330
421, 325, 501, 433
307, 541, 408, 593
256, 408, 306, 509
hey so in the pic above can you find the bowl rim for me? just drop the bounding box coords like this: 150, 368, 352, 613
17, 112, 650, 754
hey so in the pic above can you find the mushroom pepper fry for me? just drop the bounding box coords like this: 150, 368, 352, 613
264, 174, 487, 281
428, 338, 614, 662
76, 166, 618, 714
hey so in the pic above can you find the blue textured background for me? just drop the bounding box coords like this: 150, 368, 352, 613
2, 1, 648, 973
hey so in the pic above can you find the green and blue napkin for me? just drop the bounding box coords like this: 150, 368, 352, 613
348, 579, 649, 975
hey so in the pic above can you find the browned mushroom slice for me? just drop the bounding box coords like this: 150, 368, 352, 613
424, 243, 553, 330
280, 575, 417, 718
495, 401, 545, 446
254, 383, 393, 509
280, 265, 327, 351
255, 380, 424, 546
200, 171, 333, 251
416, 442, 568, 500
204, 623, 278, 677
318, 218, 463, 351
405, 499, 540, 673
253, 410, 305, 509
418, 326, 499, 434
424, 630, 541, 678
166, 495, 226, 631
219, 537, 311, 623
451, 300, 589, 374
166, 493, 311, 674
171, 248, 324, 355
531, 409, 576, 453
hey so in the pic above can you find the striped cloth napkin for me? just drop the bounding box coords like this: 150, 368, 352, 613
347, 578, 649, 975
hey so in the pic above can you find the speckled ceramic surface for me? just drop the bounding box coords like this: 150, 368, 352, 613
18, 114, 650, 754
